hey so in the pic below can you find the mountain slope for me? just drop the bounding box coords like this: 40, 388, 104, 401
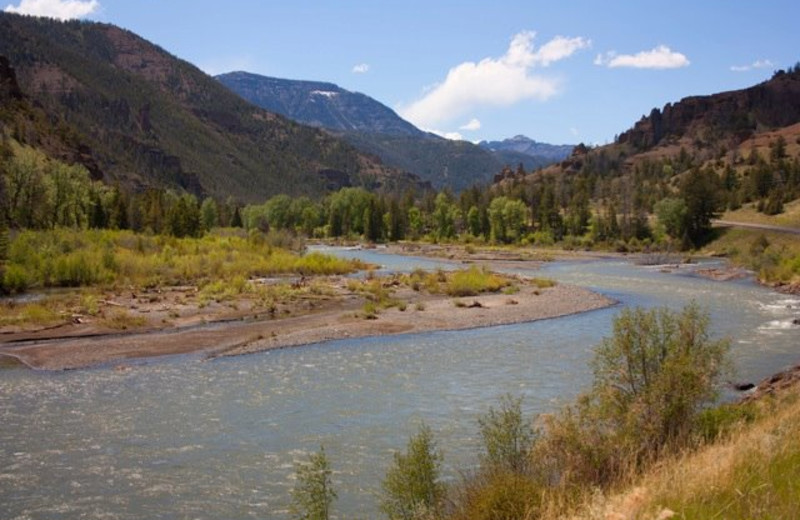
217, 71, 559, 191
217, 71, 423, 136
0, 13, 419, 202
525, 67, 800, 185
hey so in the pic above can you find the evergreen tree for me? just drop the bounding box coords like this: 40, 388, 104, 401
230, 206, 243, 228
680, 167, 721, 246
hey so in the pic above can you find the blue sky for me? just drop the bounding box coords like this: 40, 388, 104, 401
5, 1, 799, 145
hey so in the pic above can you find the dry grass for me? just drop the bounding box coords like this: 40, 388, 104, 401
703, 228, 800, 284
558, 389, 800, 520
721, 198, 800, 228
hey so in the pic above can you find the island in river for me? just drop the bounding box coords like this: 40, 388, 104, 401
0, 250, 613, 371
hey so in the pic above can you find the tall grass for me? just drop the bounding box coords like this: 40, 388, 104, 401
445, 266, 512, 296
703, 228, 800, 284
1, 228, 365, 293
570, 390, 800, 520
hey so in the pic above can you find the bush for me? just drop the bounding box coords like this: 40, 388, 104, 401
451, 471, 542, 520
446, 266, 509, 297
2, 263, 32, 293
478, 394, 534, 474
696, 402, 757, 442
534, 303, 732, 488
289, 446, 336, 520
591, 304, 731, 451
381, 424, 445, 520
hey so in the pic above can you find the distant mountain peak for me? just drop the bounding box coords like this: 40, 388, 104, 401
218, 71, 570, 191
478, 135, 573, 162
217, 71, 423, 137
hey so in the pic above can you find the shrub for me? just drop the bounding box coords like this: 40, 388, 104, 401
451, 471, 542, 520
381, 424, 445, 520
446, 266, 509, 297
591, 304, 731, 452
478, 394, 535, 474
289, 446, 336, 520
362, 300, 379, 319
2, 264, 32, 293
529, 277, 556, 289
534, 303, 732, 488
696, 402, 757, 442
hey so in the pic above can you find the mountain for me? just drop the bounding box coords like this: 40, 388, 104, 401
0, 13, 424, 202
217, 72, 560, 191
499, 66, 800, 211
479, 135, 573, 162
616, 68, 800, 152
216, 72, 423, 137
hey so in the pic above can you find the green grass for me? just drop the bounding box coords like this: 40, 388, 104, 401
0, 301, 63, 328
2, 228, 366, 293
703, 228, 800, 284
445, 266, 511, 297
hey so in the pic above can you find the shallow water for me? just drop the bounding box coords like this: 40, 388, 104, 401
1, 250, 797, 519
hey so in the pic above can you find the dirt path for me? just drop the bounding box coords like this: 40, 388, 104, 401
713, 220, 800, 235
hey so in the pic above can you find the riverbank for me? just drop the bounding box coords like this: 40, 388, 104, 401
0, 272, 614, 371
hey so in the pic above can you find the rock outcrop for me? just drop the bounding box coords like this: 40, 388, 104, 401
618, 69, 800, 151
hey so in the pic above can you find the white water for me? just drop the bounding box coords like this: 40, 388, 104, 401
1, 250, 797, 518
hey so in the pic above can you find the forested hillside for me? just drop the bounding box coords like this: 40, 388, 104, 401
0, 13, 421, 202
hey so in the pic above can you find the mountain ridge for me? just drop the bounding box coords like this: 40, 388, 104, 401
0, 13, 425, 202
478, 135, 574, 162
217, 71, 564, 191
217, 71, 424, 137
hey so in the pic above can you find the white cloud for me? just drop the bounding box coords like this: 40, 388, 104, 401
352, 63, 370, 74
531, 35, 593, 66
570, 127, 579, 137
4, 0, 99, 20
459, 118, 481, 131
421, 127, 464, 141
400, 31, 590, 129
200, 56, 255, 76
594, 45, 689, 69
730, 59, 774, 72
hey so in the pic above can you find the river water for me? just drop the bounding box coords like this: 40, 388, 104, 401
1, 249, 798, 519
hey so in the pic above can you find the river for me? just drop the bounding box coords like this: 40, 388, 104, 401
1, 249, 797, 518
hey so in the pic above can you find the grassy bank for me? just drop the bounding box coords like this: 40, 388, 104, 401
1, 228, 366, 294
0, 228, 368, 330
703, 227, 800, 286
567, 386, 800, 520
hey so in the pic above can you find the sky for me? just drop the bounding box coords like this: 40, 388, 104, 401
5, 0, 800, 145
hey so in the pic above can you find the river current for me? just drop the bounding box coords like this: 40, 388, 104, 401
1, 249, 797, 518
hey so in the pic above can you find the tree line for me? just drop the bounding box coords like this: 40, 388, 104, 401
3, 134, 799, 256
